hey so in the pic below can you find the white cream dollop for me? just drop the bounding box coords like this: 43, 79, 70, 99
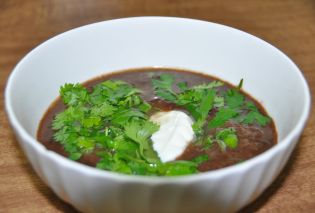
150, 110, 195, 162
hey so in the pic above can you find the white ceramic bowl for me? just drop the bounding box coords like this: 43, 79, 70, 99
5, 17, 311, 213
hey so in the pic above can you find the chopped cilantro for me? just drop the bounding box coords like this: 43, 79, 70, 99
242, 111, 271, 126
199, 89, 215, 120
214, 96, 224, 108
51, 73, 272, 176
161, 161, 198, 176
203, 137, 213, 150
177, 81, 188, 92
208, 108, 238, 129
53, 79, 203, 176
60, 83, 89, 106
152, 74, 271, 154
241, 101, 271, 126
237, 78, 244, 90
192, 81, 224, 90
111, 109, 147, 126
152, 75, 222, 138
191, 154, 209, 164
224, 89, 244, 109
215, 128, 238, 149
124, 120, 160, 162
151, 74, 177, 101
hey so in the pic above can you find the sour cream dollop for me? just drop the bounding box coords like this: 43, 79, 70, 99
150, 110, 195, 162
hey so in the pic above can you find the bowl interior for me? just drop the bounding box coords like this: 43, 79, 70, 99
7, 17, 308, 149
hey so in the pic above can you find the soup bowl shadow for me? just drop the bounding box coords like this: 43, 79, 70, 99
5, 17, 311, 213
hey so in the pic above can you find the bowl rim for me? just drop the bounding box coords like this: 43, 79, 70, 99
4, 16, 312, 184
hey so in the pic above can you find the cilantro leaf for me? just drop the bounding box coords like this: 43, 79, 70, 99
241, 101, 271, 126
124, 120, 160, 162
111, 109, 147, 126
153, 74, 174, 89
152, 74, 177, 101
224, 89, 244, 109
215, 128, 238, 149
192, 81, 224, 90
60, 83, 89, 106
190, 89, 215, 136
81, 116, 101, 128
77, 137, 95, 152
191, 154, 209, 164
203, 137, 213, 150
192, 119, 206, 137
160, 161, 198, 176
125, 121, 159, 146
208, 108, 238, 129
242, 111, 271, 126
237, 79, 244, 90
52, 106, 85, 130
90, 80, 141, 105
138, 101, 151, 112
52, 74, 271, 176
214, 96, 224, 108
177, 81, 188, 92
198, 89, 215, 120
69, 153, 82, 161
90, 102, 116, 117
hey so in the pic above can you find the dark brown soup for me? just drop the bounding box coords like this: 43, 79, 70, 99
37, 68, 277, 176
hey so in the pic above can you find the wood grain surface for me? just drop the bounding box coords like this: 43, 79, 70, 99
1, 0, 315, 212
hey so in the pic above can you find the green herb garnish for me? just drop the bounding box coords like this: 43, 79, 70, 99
215, 128, 238, 150
152, 74, 271, 152
152, 74, 270, 130
52, 79, 207, 176
51, 73, 271, 176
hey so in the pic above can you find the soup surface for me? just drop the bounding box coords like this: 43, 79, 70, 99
38, 68, 277, 176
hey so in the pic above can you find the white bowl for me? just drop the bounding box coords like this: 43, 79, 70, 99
5, 17, 311, 213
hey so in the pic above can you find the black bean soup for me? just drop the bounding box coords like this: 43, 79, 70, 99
37, 68, 277, 174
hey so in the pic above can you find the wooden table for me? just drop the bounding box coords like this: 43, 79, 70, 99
1, 0, 314, 212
